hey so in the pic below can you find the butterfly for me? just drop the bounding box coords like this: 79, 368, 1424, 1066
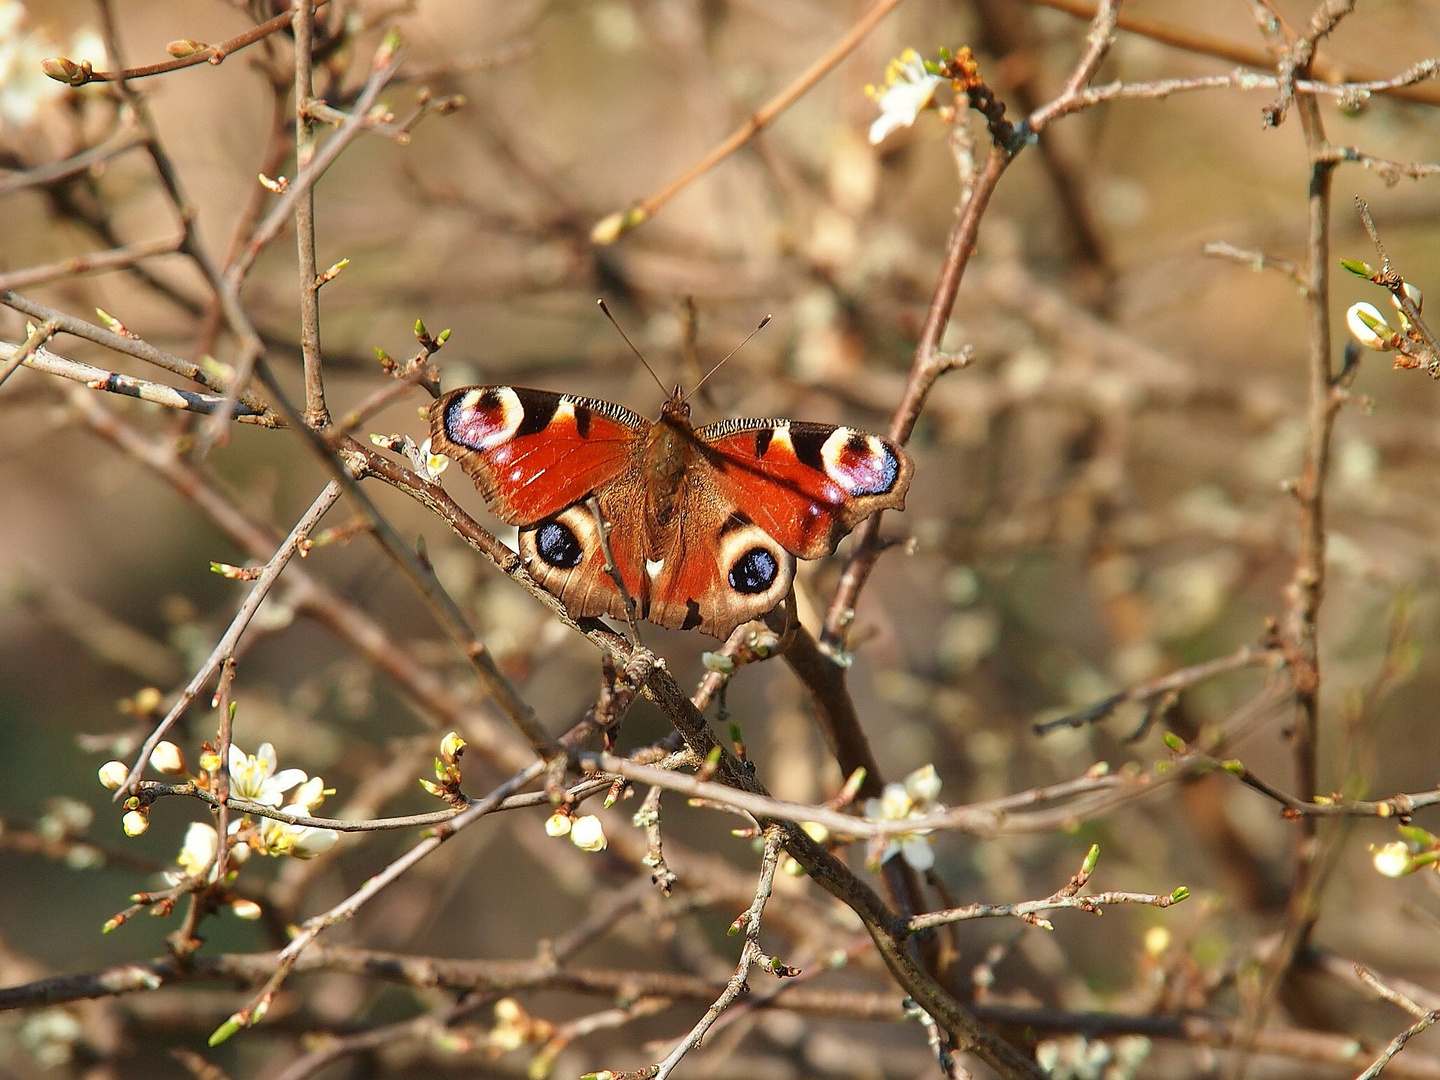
429, 384, 914, 638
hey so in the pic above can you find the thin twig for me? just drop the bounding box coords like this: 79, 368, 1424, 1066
0, 292, 275, 417
590, 0, 907, 243
2, 341, 279, 425
1028, 0, 1440, 105
649, 826, 789, 1078
0, 234, 184, 293
117, 480, 345, 796
39, 0, 331, 85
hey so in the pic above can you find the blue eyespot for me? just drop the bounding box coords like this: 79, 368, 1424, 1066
728, 547, 778, 594
536, 520, 584, 569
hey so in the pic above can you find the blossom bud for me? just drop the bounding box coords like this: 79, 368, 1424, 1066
150, 741, 185, 775
569, 815, 608, 852
1347, 302, 1394, 351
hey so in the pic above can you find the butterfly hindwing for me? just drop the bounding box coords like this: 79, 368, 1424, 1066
695, 418, 914, 559
517, 496, 644, 625
430, 386, 646, 523
645, 490, 798, 636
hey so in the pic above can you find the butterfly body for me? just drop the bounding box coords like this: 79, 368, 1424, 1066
431, 384, 913, 638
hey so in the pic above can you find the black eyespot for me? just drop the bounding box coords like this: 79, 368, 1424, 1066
535, 520, 584, 569
728, 547, 778, 594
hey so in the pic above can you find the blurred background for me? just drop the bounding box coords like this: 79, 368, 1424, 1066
3, 0, 1440, 1076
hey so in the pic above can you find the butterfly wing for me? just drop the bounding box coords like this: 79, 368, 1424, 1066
694, 418, 914, 559
643, 468, 798, 636
514, 481, 652, 627
430, 386, 648, 523
432, 386, 657, 625
432, 388, 913, 639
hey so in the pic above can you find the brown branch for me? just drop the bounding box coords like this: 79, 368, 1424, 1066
1, 340, 279, 425
590, 0, 907, 243
14, 948, 1440, 1077
1026, 0, 1440, 105
38, 1, 331, 86
0, 234, 184, 293
292, 0, 329, 429
1226, 6, 1350, 1072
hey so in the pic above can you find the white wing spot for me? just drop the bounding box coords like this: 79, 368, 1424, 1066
770, 422, 795, 457
646, 558, 665, 580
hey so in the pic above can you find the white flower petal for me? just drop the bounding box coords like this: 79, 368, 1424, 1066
900, 835, 935, 871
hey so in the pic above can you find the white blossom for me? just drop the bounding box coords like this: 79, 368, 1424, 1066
228, 742, 308, 806
864, 763, 943, 870
1372, 841, 1414, 877
867, 49, 944, 145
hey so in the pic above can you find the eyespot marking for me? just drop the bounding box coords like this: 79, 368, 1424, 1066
535, 519, 584, 569
821, 428, 900, 495
445, 387, 523, 450
728, 547, 780, 595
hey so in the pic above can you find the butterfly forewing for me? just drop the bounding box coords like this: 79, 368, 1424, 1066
695, 418, 914, 559
431, 386, 646, 523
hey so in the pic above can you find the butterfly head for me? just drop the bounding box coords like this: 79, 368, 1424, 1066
659, 386, 693, 426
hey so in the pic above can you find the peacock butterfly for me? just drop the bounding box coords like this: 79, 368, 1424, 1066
429, 383, 913, 638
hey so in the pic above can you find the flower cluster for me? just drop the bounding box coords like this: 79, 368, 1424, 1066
863, 763, 943, 871
100, 740, 338, 878
227, 742, 339, 859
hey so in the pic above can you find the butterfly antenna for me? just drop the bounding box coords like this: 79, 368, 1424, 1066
596, 298, 669, 397
688, 313, 771, 400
